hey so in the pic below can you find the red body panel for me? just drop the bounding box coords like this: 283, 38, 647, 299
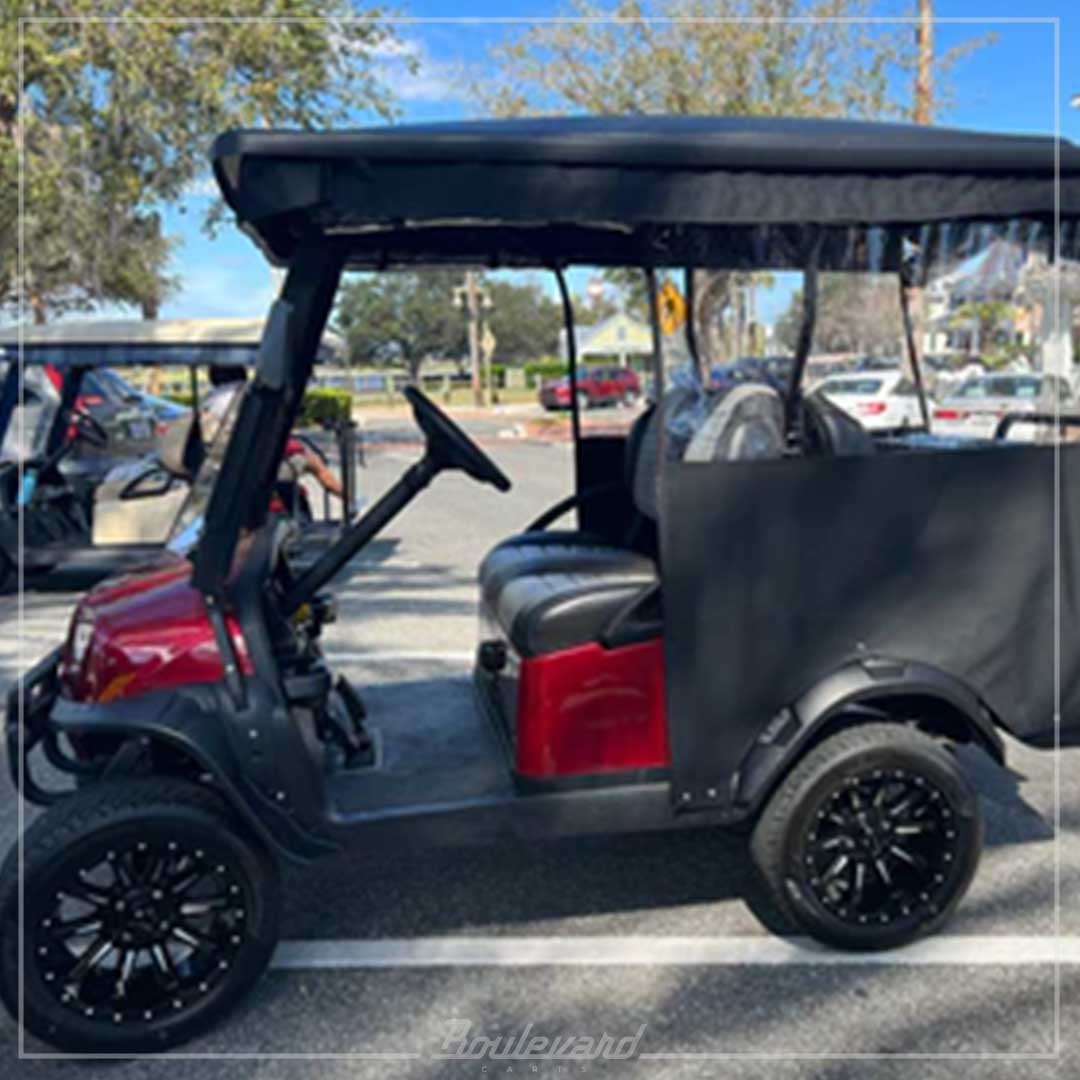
59, 552, 253, 703
515, 639, 668, 778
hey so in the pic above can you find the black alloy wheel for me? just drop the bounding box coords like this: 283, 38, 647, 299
751, 722, 982, 950
1, 778, 280, 1052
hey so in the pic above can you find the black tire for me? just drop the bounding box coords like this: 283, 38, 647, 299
750, 722, 982, 951
0, 778, 281, 1053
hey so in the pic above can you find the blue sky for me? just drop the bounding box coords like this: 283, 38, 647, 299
76, 3, 1080, 329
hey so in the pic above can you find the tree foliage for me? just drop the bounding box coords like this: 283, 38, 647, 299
335, 270, 467, 380
334, 271, 567, 378
485, 277, 563, 363
776, 274, 905, 356
475, 0, 994, 363
1, 2, 401, 321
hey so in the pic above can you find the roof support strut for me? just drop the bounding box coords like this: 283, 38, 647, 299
553, 267, 582, 486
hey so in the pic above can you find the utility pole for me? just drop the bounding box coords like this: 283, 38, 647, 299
466, 271, 482, 406
906, 0, 934, 393
915, 0, 934, 125
454, 271, 492, 407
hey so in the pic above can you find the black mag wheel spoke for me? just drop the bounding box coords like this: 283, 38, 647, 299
61, 881, 113, 909
50, 914, 106, 940
66, 936, 114, 989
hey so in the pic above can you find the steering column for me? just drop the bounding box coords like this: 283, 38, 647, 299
281, 387, 510, 616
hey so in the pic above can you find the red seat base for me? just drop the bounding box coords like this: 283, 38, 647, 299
515, 638, 669, 779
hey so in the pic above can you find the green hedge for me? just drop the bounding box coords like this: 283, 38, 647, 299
298, 388, 353, 426
164, 391, 196, 407
523, 359, 567, 386
164, 387, 353, 426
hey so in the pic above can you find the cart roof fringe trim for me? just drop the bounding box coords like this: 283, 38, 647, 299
212, 116, 1080, 271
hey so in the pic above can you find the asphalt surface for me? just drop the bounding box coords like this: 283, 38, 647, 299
1, 418, 1079, 1079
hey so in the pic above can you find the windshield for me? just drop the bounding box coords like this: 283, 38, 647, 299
166, 383, 246, 553
0, 365, 61, 463
953, 375, 1044, 400
818, 378, 884, 396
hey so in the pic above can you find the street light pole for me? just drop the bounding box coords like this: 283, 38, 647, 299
465, 270, 483, 406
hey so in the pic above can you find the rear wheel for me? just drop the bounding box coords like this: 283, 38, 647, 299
0, 778, 280, 1052
750, 723, 982, 950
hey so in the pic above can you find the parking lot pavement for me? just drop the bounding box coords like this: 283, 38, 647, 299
1, 437, 1079, 1076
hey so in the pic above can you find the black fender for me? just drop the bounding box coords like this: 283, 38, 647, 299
734, 656, 1005, 814
49, 679, 338, 864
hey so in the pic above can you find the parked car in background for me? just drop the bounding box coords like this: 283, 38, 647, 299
932, 372, 1074, 441
709, 355, 795, 392
41, 365, 182, 459
857, 355, 903, 372
815, 371, 923, 430
540, 364, 641, 409
88, 367, 188, 428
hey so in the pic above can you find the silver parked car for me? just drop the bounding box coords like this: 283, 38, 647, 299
932, 372, 1074, 442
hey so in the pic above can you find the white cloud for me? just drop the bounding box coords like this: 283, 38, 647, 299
374, 34, 472, 106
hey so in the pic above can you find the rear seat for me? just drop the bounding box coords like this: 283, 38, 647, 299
481, 382, 788, 658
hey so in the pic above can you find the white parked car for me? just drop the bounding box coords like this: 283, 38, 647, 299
814, 371, 923, 431
932, 373, 1074, 442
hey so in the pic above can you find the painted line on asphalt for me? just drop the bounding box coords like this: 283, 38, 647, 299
323, 651, 475, 663
272, 935, 1080, 969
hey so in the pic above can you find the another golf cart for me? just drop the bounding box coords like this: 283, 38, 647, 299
0, 318, 360, 589
4, 116, 1080, 1052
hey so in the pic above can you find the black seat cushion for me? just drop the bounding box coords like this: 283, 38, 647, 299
492, 562, 659, 657
479, 535, 655, 602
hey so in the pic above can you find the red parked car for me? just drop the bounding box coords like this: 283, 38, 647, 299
540, 365, 641, 410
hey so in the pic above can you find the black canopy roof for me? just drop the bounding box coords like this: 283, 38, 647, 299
212, 116, 1080, 271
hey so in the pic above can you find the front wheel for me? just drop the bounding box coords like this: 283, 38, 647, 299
0, 778, 281, 1052
750, 723, 982, 950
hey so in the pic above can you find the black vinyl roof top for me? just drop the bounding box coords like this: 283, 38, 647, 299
212, 115, 1080, 270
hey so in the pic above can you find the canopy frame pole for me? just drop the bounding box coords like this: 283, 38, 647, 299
553, 267, 582, 485
784, 234, 823, 443
645, 268, 664, 395
684, 267, 702, 378
898, 276, 932, 431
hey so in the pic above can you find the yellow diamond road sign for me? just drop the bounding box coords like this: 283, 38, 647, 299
658, 280, 687, 335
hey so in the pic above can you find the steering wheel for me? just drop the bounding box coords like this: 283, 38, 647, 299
404, 386, 511, 492
67, 406, 109, 449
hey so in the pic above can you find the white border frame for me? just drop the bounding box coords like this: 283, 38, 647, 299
13, 13, 1064, 1063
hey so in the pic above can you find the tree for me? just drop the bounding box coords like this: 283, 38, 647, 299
334, 271, 467, 381
484, 278, 563, 363
949, 300, 1018, 361
475, 0, 993, 363
775, 274, 904, 356
1, 3, 403, 321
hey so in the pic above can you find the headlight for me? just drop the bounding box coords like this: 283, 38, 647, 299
70, 618, 94, 665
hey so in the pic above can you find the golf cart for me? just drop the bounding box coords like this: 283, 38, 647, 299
4, 115, 1080, 1052
0, 318, 361, 589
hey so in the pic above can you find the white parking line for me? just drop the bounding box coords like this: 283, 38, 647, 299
272, 935, 1080, 969
323, 651, 475, 663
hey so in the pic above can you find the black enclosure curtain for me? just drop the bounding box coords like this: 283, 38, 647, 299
684, 267, 701, 379
552, 267, 582, 487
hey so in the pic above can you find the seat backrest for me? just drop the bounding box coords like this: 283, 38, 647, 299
683, 383, 786, 463
630, 387, 698, 520
803, 391, 876, 457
